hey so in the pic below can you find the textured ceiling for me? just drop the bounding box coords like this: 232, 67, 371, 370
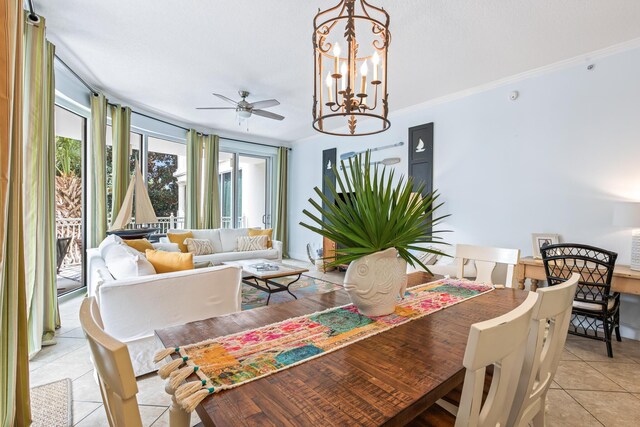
37, 0, 640, 142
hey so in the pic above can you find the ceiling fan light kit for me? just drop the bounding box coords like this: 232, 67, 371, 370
313, 0, 391, 136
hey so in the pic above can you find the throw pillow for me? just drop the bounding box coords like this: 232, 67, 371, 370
167, 231, 193, 253
98, 234, 123, 259
123, 239, 154, 253
151, 242, 181, 252
145, 249, 194, 273
237, 235, 268, 252
248, 228, 273, 248
104, 243, 156, 279
184, 238, 214, 255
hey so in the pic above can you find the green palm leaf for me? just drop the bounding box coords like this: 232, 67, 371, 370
300, 151, 450, 270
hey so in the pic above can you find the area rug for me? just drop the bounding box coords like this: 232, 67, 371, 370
241, 274, 342, 310
30, 378, 72, 427
157, 278, 493, 411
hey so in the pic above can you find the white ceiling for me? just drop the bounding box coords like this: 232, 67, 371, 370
37, 0, 640, 142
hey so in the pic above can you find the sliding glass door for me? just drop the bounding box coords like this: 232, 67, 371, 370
219, 151, 271, 229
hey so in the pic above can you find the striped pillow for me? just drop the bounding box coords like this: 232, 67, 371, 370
237, 235, 268, 252
184, 238, 214, 255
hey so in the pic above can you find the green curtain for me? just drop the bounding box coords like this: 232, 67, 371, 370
109, 105, 131, 223
23, 13, 59, 358
201, 135, 220, 228
185, 129, 202, 229
89, 93, 108, 247
0, 3, 32, 425
274, 147, 289, 257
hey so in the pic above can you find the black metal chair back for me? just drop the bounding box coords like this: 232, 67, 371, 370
541, 244, 617, 310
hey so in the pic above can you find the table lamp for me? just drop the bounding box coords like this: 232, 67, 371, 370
613, 202, 640, 271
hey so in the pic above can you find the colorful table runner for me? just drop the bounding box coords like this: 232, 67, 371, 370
155, 278, 493, 412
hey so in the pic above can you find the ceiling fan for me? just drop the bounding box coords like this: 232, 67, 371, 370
197, 90, 285, 121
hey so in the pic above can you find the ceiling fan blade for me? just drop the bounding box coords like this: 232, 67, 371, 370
196, 107, 237, 110
252, 109, 285, 121
249, 99, 280, 109
213, 93, 239, 106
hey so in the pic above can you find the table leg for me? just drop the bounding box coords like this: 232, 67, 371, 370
165, 383, 190, 427
531, 279, 540, 292
517, 278, 526, 290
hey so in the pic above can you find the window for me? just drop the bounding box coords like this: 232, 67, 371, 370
218, 151, 269, 229
146, 137, 186, 218
54, 105, 86, 296
105, 127, 142, 216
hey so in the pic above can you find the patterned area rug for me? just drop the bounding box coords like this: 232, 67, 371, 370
241, 274, 342, 310
158, 279, 493, 411
30, 378, 72, 427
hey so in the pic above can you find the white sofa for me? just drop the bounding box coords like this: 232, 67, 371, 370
163, 228, 283, 263
86, 246, 243, 376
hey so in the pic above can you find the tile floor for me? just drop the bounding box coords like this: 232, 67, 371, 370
30, 261, 640, 426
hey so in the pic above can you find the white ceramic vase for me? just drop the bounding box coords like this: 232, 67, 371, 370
343, 248, 408, 316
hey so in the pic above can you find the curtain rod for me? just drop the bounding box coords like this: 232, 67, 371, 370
27, 0, 38, 21
53, 54, 291, 151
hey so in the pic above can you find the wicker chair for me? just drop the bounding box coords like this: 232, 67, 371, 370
541, 243, 620, 357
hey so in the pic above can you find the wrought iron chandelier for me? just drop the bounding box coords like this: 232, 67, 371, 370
313, 0, 391, 136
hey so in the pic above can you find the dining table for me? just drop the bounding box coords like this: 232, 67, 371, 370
155, 284, 529, 426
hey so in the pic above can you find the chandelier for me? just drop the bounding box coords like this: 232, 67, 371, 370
313, 0, 391, 136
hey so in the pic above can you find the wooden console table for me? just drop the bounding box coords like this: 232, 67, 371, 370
516, 256, 640, 295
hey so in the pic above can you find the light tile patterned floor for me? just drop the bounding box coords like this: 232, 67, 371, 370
29, 260, 640, 426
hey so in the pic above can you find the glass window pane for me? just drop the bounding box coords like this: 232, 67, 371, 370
238, 155, 266, 229
147, 137, 185, 220
105, 127, 142, 217
218, 152, 234, 228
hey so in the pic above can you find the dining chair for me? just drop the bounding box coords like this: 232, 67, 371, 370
411, 291, 538, 427
541, 243, 620, 357
508, 273, 580, 427
454, 244, 520, 287
80, 297, 193, 427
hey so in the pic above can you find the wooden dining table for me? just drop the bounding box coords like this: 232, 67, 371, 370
156, 285, 528, 426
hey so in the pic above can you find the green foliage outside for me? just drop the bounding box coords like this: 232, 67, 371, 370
55, 136, 81, 177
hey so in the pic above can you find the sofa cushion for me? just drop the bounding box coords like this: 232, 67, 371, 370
248, 228, 273, 248
151, 242, 181, 252
185, 238, 214, 255
104, 243, 156, 279
194, 248, 279, 263
191, 229, 223, 253
99, 234, 123, 259
145, 249, 194, 273
219, 228, 249, 252
167, 231, 193, 253
237, 235, 268, 252
124, 239, 154, 253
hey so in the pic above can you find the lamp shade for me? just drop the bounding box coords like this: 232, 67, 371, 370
613, 202, 640, 227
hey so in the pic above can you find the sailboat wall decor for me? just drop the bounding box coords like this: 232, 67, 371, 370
107, 161, 159, 239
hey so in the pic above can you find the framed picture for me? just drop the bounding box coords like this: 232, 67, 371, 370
531, 233, 560, 259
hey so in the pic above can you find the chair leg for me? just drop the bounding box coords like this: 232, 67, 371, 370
532, 406, 546, 427
615, 311, 622, 342
603, 318, 613, 358
166, 383, 191, 427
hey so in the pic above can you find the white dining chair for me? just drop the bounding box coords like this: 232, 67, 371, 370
411, 292, 538, 427
508, 273, 580, 427
80, 297, 193, 427
455, 244, 520, 287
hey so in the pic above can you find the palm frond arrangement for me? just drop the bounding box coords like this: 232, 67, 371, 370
300, 151, 449, 270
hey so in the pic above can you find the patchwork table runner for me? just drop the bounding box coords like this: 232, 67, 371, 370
156, 278, 493, 412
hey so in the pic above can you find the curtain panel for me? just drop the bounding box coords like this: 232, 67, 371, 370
185, 130, 202, 229
0, 4, 32, 425
201, 135, 221, 229
109, 105, 131, 224
274, 147, 289, 257
88, 94, 108, 247
23, 14, 58, 358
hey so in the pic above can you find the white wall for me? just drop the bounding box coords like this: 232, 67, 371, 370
289, 45, 640, 339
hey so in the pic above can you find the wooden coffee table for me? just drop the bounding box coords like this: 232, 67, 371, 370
223, 259, 309, 305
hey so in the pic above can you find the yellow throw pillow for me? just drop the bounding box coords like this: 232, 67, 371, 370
145, 250, 194, 274
123, 239, 154, 253
167, 231, 193, 253
248, 228, 273, 248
